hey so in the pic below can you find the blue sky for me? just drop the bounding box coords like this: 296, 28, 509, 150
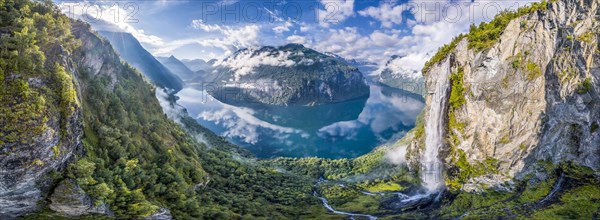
58, 0, 537, 74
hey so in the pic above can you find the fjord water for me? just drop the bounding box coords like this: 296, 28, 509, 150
177, 81, 424, 159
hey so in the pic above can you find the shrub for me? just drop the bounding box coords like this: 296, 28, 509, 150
576, 31, 594, 43
422, 1, 549, 72
576, 78, 592, 94
526, 61, 542, 80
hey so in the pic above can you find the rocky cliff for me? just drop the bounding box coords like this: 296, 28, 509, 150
0, 2, 83, 217
407, 0, 600, 190
1, 2, 320, 219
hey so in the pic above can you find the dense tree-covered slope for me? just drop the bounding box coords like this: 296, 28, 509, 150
0, 1, 325, 219
267, 0, 600, 218
2, 0, 599, 219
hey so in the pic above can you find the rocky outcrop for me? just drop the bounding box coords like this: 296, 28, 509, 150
206, 44, 370, 106
49, 179, 112, 217
0, 110, 81, 218
408, 0, 600, 190
0, 36, 84, 220
0, 21, 125, 219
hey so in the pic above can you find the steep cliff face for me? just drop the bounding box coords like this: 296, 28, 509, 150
409, 0, 600, 190
2, 2, 322, 218
0, 94, 82, 218
0, 2, 83, 217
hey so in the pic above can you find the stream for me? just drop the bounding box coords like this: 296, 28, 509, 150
315, 178, 442, 219
316, 192, 378, 220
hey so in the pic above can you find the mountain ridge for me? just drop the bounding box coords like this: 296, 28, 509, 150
205, 43, 370, 106
98, 31, 183, 91
157, 55, 196, 81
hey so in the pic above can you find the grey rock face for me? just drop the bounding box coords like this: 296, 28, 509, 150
406, 0, 599, 190
0, 72, 83, 219
49, 179, 112, 217
0, 22, 121, 219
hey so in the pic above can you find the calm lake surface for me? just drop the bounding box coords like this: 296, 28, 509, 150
176, 75, 424, 159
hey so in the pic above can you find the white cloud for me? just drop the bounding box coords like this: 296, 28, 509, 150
214, 49, 296, 81
387, 143, 408, 165
359, 3, 408, 28
369, 30, 401, 47
272, 21, 293, 34
191, 19, 224, 32
296, 0, 537, 78
129, 19, 264, 59
374, 53, 430, 79
286, 35, 310, 45
219, 0, 239, 5
299, 24, 311, 32
318, 0, 355, 27
59, 2, 164, 47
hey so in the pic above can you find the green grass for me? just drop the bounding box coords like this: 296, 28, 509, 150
449, 67, 467, 110
439, 189, 514, 217
336, 195, 381, 214
365, 182, 403, 193
531, 185, 600, 219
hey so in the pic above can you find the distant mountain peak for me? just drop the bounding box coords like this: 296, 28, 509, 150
156, 54, 196, 81
98, 31, 183, 91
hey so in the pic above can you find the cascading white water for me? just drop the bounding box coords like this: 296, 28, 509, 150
422, 59, 452, 192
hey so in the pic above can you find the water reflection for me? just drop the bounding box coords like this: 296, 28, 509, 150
176, 84, 424, 159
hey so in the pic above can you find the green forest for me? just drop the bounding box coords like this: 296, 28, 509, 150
2, 0, 599, 219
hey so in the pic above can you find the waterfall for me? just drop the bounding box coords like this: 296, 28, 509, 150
422, 59, 452, 192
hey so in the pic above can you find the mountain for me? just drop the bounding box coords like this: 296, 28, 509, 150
375, 55, 426, 96
98, 31, 183, 91
206, 44, 370, 106
157, 55, 195, 81
324, 52, 376, 67
0, 2, 321, 219
408, 0, 599, 187
2, 0, 599, 219
181, 58, 215, 72
269, 0, 600, 218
